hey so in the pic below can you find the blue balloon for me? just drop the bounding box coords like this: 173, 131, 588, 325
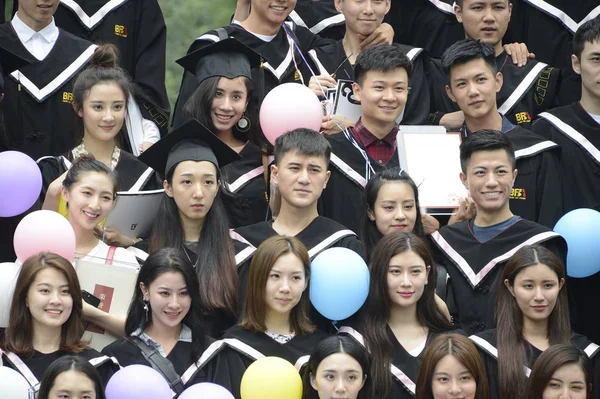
554, 208, 600, 278
310, 248, 369, 320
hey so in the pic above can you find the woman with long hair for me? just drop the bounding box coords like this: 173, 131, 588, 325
526, 344, 594, 399
179, 37, 269, 228
0, 253, 119, 395
340, 232, 455, 398
38, 355, 107, 399
191, 235, 328, 399
137, 119, 241, 337
38, 43, 157, 247
470, 245, 600, 399
102, 248, 217, 395
302, 335, 372, 399
416, 333, 490, 399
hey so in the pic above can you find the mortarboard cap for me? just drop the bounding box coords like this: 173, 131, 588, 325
0, 46, 30, 93
138, 119, 241, 177
176, 38, 263, 85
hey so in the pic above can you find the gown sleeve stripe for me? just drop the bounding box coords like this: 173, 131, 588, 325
330, 153, 367, 188
539, 112, 600, 166
497, 62, 548, 116
59, 0, 130, 30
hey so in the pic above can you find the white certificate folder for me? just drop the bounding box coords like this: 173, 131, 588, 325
104, 189, 164, 238
396, 129, 468, 212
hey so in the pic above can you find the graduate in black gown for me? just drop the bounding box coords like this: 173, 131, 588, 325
339, 232, 456, 399
320, 45, 410, 234
193, 235, 329, 399
430, 131, 568, 336
531, 17, 600, 344
288, 0, 346, 40
176, 38, 269, 228
52, 0, 170, 137
428, 0, 561, 129
469, 245, 600, 399
0, 253, 119, 394
525, 344, 595, 399
307, 0, 428, 128
230, 128, 365, 320
301, 335, 372, 399
136, 119, 242, 338
102, 248, 220, 396
415, 333, 490, 399
440, 40, 563, 228
0, 0, 97, 159
37, 45, 156, 247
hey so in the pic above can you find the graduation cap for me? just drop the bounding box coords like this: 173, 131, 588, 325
138, 119, 241, 177
0, 46, 30, 93
176, 38, 263, 85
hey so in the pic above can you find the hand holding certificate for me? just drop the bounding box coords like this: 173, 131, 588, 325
396, 128, 468, 213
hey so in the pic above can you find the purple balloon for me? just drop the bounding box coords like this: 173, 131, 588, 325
0, 151, 42, 217
179, 383, 235, 399
105, 365, 171, 399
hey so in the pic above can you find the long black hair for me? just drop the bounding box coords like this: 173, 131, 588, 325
183, 75, 267, 149
125, 248, 207, 358
360, 167, 424, 259
148, 166, 238, 319
302, 335, 372, 399
38, 355, 106, 399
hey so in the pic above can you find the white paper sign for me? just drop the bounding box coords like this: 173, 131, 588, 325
397, 130, 468, 210
76, 259, 139, 351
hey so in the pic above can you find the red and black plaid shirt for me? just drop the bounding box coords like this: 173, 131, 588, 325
352, 118, 398, 166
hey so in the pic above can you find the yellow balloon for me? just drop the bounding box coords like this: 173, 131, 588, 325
240, 357, 302, 399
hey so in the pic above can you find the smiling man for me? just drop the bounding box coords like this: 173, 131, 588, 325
430, 0, 562, 128
531, 16, 600, 343
0, 0, 97, 159
430, 130, 567, 336
442, 39, 563, 228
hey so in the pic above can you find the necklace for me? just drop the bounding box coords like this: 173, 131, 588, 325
182, 245, 192, 263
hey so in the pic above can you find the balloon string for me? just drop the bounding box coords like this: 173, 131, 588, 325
281, 22, 333, 113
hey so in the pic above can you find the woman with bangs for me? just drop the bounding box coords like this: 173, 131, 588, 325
470, 245, 600, 399
339, 232, 456, 399
191, 235, 328, 399
0, 253, 119, 395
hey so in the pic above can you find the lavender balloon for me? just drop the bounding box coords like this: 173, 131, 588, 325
179, 383, 235, 399
0, 151, 42, 217
105, 365, 171, 399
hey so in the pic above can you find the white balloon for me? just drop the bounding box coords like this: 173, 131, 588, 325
0, 366, 31, 398
0, 262, 21, 328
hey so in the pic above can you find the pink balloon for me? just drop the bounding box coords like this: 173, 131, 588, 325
259, 83, 323, 145
13, 210, 76, 262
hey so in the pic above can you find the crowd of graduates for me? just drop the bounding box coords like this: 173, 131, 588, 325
0, 0, 600, 398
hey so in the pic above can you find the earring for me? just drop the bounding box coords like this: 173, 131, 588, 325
143, 297, 149, 322
237, 115, 251, 132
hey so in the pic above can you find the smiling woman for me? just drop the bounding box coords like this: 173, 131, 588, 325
0, 253, 119, 396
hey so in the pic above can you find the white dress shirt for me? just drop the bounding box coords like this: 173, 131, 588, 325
11, 13, 59, 61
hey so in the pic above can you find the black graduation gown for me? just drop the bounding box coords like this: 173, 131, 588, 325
0, 23, 96, 159
470, 329, 600, 399
429, 52, 561, 128
172, 23, 332, 127
231, 216, 365, 331
196, 325, 329, 399
101, 335, 219, 390
531, 102, 600, 343
320, 129, 400, 234
37, 148, 157, 203
495, 125, 563, 228
308, 40, 431, 125
0, 347, 119, 390
430, 218, 567, 335
289, 0, 346, 41
53, 0, 170, 134
221, 142, 268, 228
339, 324, 461, 399
385, 0, 464, 59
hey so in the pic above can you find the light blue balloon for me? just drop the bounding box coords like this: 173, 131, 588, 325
554, 208, 600, 278
310, 248, 369, 320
